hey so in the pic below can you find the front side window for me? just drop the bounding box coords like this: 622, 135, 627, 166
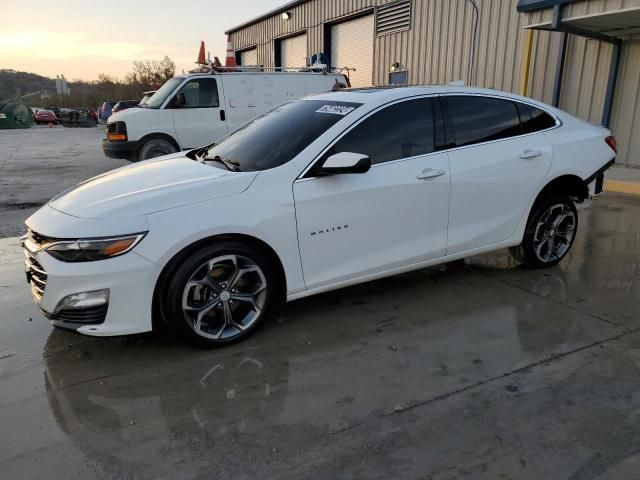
446, 96, 522, 147
143, 77, 184, 109
175, 78, 219, 108
206, 100, 361, 172
517, 102, 557, 134
326, 98, 436, 165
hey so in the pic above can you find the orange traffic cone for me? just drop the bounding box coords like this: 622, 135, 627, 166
225, 36, 237, 70
48, 122, 53, 128
196, 41, 206, 65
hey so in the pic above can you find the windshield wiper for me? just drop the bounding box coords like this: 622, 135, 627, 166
206, 155, 241, 172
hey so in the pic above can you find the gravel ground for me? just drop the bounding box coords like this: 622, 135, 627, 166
0, 125, 128, 237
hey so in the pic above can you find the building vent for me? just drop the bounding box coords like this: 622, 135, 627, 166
376, 0, 412, 36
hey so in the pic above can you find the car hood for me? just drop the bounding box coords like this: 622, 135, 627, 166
49, 155, 258, 219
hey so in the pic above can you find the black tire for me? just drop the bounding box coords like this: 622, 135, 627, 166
511, 195, 578, 268
138, 138, 177, 161
158, 241, 284, 347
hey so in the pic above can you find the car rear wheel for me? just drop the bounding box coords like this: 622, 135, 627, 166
511, 195, 578, 268
138, 138, 177, 161
159, 241, 283, 347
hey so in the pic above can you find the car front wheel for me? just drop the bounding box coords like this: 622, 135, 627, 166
159, 241, 283, 346
511, 195, 578, 268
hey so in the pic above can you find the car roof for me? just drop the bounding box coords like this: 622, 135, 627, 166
306, 85, 553, 110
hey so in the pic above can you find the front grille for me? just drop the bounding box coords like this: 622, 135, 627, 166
24, 249, 47, 299
29, 229, 55, 246
51, 305, 108, 324
22, 229, 56, 300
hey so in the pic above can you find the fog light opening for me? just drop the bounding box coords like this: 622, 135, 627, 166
55, 289, 110, 312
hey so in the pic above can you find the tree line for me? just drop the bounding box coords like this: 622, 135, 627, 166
0, 56, 176, 108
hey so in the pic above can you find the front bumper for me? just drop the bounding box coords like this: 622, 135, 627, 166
102, 138, 140, 160
22, 236, 157, 336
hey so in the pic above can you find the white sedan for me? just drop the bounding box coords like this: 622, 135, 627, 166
23, 86, 616, 346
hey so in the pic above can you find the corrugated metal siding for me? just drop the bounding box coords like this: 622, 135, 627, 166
560, 35, 612, 123
611, 37, 640, 167
228, 0, 640, 166
563, 0, 640, 17
229, 0, 528, 91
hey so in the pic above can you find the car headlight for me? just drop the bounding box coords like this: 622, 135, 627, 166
45, 233, 146, 262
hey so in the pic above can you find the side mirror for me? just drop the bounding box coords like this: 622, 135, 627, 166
314, 152, 371, 176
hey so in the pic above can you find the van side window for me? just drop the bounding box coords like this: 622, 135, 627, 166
327, 98, 436, 165
177, 78, 220, 108
517, 103, 557, 134
446, 96, 522, 147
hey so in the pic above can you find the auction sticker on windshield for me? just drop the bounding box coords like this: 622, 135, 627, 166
315, 105, 356, 116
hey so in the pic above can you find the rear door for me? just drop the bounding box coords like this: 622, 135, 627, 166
169, 77, 228, 149
294, 97, 450, 290
443, 95, 554, 254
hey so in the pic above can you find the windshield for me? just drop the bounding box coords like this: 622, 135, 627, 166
141, 77, 184, 109
205, 100, 362, 172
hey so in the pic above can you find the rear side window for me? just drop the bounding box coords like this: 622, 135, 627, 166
446, 96, 522, 147
327, 98, 436, 165
517, 102, 556, 134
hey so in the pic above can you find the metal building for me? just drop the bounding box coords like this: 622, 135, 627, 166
226, 0, 640, 167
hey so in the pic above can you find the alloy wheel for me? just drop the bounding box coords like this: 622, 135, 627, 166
532, 204, 576, 263
181, 255, 267, 340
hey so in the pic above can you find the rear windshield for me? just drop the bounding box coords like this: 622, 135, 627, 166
206, 100, 362, 172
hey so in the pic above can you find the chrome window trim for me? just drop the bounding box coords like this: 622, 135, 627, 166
295, 92, 562, 182
439, 93, 562, 154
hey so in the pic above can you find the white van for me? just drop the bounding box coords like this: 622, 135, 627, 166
103, 70, 349, 161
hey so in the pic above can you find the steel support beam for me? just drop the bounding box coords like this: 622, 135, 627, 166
602, 41, 622, 128
552, 32, 568, 107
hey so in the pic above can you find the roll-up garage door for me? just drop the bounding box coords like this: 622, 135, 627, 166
331, 15, 374, 88
239, 48, 258, 66
280, 33, 307, 69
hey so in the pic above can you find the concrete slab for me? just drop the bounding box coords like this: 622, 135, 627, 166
0, 127, 128, 238
0, 194, 639, 479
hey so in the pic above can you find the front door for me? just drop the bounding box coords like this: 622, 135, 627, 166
169, 77, 228, 149
294, 98, 451, 291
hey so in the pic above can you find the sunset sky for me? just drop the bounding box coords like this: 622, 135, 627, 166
1, 0, 285, 81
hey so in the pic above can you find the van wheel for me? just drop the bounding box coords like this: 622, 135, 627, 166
138, 139, 177, 161
159, 241, 284, 347
511, 195, 578, 268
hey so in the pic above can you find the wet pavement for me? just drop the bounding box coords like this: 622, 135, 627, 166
0, 193, 638, 479
0, 127, 128, 238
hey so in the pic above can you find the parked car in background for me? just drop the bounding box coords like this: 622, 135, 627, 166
139, 90, 156, 105
34, 109, 61, 124
25, 86, 615, 346
103, 70, 350, 161
45, 107, 62, 118
99, 101, 116, 122
112, 100, 140, 114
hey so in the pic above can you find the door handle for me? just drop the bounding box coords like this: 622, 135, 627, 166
220, 109, 226, 121
417, 168, 446, 180
519, 149, 542, 159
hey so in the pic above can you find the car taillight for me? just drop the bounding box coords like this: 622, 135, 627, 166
605, 135, 617, 153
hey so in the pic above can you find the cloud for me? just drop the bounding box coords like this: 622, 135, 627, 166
0, 32, 178, 62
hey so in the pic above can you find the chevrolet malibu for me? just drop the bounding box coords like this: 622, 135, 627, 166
22, 86, 616, 346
